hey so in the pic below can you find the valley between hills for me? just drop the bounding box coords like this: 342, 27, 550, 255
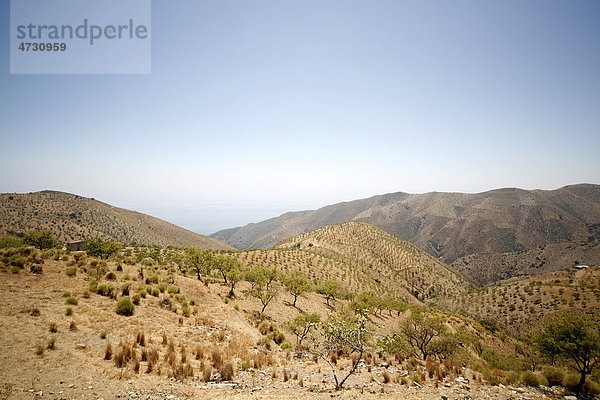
0, 187, 599, 399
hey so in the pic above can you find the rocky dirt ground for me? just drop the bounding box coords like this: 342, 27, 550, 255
0, 259, 576, 400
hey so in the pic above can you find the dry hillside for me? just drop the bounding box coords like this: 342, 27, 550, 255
272, 222, 470, 303
437, 266, 600, 339
0, 246, 558, 400
211, 184, 600, 270
452, 240, 600, 286
0, 191, 232, 250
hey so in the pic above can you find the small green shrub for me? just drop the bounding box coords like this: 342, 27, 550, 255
123, 256, 136, 265
100, 331, 108, 339
116, 296, 135, 316
151, 288, 160, 297
132, 293, 141, 304
105, 271, 117, 281
584, 379, 600, 395
234, 305, 240, 311
542, 366, 564, 387
139, 289, 147, 298
280, 340, 292, 350
10, 256, 26, 268
46, 337, 56, 350
410, 372, 422, 384
10, 266, 20, 274
65, 297, 78, 305
562, 373, 580, 390
167, 285, 180, 294
520, 371, 540, 387
506, 371, 519, 385
49, 322, 57, 333
97, 284, 116, 297
88, 280, 98, 292
147, 274, 159, 284
82, 290, 90, 298
36, 344, 45, 355
62, 291, 71, 297
240, 361, 252, 370
141, 257, 155, 266
66, 266, 77, 277
65, 307, 73, 316
157, 284, 166, 293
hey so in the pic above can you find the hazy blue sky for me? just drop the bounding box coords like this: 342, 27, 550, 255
1, 0, 599, 234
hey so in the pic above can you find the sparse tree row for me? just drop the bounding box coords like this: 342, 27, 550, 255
1, 230, 599, 395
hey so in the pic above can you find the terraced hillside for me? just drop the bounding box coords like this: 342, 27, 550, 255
0, 191, 232, 250
437, 266, 600, 338
452, 240, 600, 286
268, 222, 470, 303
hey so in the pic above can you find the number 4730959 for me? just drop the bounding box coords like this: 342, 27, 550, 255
18, 42, 67, 51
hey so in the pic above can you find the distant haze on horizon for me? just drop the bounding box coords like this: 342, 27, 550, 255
1, 1, 599, 234
2, 183, 596, 235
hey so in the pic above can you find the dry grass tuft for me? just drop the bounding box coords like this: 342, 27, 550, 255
203, 361, 212, 382
195, 345, 204, 360
382, 370, 390, 384
136, 332, 145, 346
146, 358, 153, 374
114, 342, 133, 368
104, 342, 112, 360
220, 362, 234, 381
211, 347, 223, 370
180, 345, 187, 364
147, 347, 159, 364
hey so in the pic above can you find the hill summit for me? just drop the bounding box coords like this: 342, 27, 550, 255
0, 191, 232, 250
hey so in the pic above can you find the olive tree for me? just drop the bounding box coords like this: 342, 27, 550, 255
309, 312, 370, 390
83, 238, 121, 259
214, 255, 243, 284
23, 230, 57, 250
225, 260, 243, 298
245, 266, 279, 313
285, 312, 321, 346
185, 248, 214, 281
317, 278, 340, 307
534, 312, 600, 392
401, 312, 446, 360
283, 271, 313, 307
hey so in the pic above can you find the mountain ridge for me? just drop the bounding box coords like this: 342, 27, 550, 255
210, 184, 600, 264
0, 190, 233, 250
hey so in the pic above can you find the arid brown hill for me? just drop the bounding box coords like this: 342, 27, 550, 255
0, 191, 233, 250
211, 184, 600, 264
452, 240, 600, 286
274, 221, 470, 302
437, 265, 600, 339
